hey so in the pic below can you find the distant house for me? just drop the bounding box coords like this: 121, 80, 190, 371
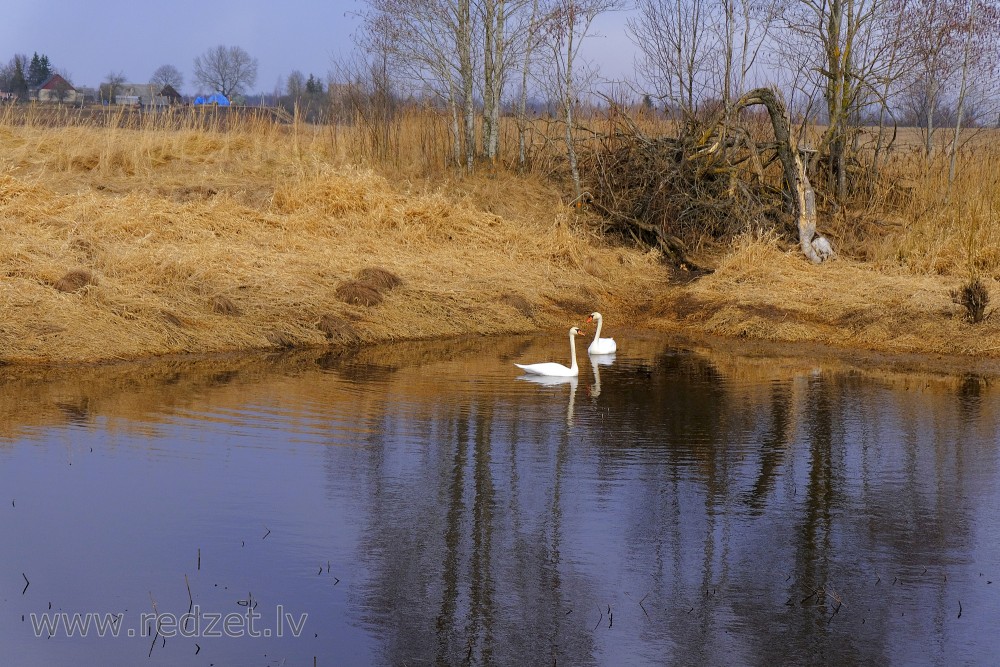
159, 85, 183, 106
116, 83, 182, 108
31, 74, 79, 103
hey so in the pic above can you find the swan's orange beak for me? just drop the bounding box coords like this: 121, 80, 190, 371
576, 328, 585, 335
586, 315, 594, 323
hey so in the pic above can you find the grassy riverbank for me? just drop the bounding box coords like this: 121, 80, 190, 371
1, 116, 998, 364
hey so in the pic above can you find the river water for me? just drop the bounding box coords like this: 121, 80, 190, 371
1, 333, 998, 666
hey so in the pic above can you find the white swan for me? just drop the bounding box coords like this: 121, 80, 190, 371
514, 326, 584, 376
586, 312, 617, 355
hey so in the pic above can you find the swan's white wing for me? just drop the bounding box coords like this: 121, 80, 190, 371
588, 337, 617, 355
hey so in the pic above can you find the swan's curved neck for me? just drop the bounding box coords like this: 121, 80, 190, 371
592, 315, 603, 343
569, 331, 578, 371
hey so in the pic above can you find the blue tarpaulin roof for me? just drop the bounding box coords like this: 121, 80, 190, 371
194, 93, 230, 106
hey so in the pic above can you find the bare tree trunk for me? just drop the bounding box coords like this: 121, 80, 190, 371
483, 0, 497, 161
949, 0, 978, 189
563, 3, 582, 197
482, 0, 507, 162
517, 0, 540, 170
737, 88, 829, 263
458, 0, 476, 173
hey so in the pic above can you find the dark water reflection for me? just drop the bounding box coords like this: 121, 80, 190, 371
1, 334, 999, 666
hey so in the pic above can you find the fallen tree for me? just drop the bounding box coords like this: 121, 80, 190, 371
581, 87, 834, 267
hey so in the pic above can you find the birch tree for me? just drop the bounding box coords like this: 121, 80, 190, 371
361, 0, 476, 169
781, 0, 901, 201
545, 0, 624, 196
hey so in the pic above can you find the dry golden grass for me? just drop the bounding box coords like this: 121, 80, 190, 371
0, 118, 659, 363
650, 230, 1000, 357
356, 266, 403, 290
3, 107, 1000, 364
335, 281, 384, 307
53, 268, 94, 292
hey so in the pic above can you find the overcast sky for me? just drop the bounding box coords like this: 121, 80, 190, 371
1, 1, 636, 94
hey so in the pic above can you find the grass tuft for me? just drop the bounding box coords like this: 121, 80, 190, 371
355, 267, 403, 291
335, 281, 383, 307
951, 278, 991, 323
53, 269, 94, 293
317, 314, 360, 344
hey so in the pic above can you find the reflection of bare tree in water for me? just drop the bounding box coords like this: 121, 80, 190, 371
351, 383, 598, 665
318, 341, 1000, 665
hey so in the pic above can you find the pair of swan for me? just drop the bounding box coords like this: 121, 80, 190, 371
514, 312, 617, 377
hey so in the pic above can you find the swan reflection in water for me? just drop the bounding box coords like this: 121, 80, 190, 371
516, 374, 578, 426
588, 352, 615, 398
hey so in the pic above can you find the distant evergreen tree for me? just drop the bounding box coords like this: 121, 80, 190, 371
306, 74, 323, 95
26, 52, 53, 86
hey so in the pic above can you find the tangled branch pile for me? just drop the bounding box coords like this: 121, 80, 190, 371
579, 108, 793, 265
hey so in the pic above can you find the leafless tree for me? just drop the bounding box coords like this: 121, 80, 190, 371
360, 0, 475, 169
628, 0, 782, 116
286, 70, 306, 103
480, 0, 540, 162
193, 45, 258, 100
515, 0, 546, 168
102, 71, 127, 104
629, 0, 713, 114
945, 0, 1000, 184
545, 0, 624, 196
780, 0, 903, 201
150, 64, 184, 92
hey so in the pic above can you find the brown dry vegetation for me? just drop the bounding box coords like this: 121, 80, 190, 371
1, 105, 999, 364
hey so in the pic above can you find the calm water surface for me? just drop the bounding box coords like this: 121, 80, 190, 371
1, 333, 999, 666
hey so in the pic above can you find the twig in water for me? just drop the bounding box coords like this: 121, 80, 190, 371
318, 566, 323, 575
958, 600, 963, 619
148, 591, 161, 656
22, 573, 29, 595
334, 577, 340, 585
198, 548, 201, 571
639, 592, 649, 617
593, 606, 604, 631
828, 601, 842, 624
184, 574, 195, 632
195, 643, 201, 655
262, 525, 271, 540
